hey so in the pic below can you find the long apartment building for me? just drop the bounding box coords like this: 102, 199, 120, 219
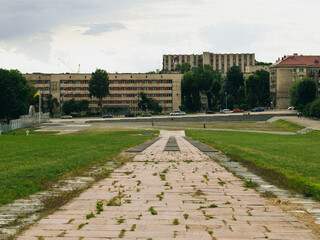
23, 73, 182, 114
163, 52, 255, 73
270, 54, 320, 108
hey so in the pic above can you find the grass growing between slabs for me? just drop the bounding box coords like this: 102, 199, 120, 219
0, 129, 158, 205
186, 129, 320, 200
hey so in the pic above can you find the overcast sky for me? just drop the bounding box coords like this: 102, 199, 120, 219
0, 0, 319, 73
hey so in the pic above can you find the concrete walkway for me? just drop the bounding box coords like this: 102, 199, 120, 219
17, 131, 318, 240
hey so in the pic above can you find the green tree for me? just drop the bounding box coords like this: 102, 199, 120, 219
77, 99, 89, 113
89, 69, 110, 114
0, 69, 35, 121
138, 92, 149, 112
62, 99, 78, 115
181, 70, 201, 112
175, 63, 191, 73
138, 92, 163, 113
46, 94, 60, 116
225, 66, 244, 106
255, 69, 270, 106
245, 75, 260, 108
290, 78, 316, 111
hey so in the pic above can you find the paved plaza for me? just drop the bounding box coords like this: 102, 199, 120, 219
17, 131, 318, 239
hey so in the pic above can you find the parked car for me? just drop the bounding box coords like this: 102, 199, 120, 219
251, 107, 265, 112
141, 113, 151, 117
102, 114, 113, 118
170, 110, 186, 116
125, 113, 135, 117
288, 106, 295, 110
60, 115, 72, 119
233, 108, 244, 113
220, 109, 233, 114
206, 110, 215, 114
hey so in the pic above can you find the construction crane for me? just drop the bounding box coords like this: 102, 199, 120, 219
58, 58, 80, 73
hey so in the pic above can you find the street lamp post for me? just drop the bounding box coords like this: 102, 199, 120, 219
225, 92, 227, 109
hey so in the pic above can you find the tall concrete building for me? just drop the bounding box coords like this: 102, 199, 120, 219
163, 52, 255, 73
270, 54, 320, 108
24, 73, 182, 114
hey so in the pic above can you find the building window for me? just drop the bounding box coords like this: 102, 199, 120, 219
299, 68, 304, 73
122, 94, 126, 97
129, 80, 134, 83
152, 80, 157, 84
113, 80, 118, 84
76, 80, 81, 84
292, 76, 296, 81
292, 68, 296, 73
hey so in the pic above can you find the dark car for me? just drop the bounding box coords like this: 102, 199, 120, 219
251, 107, 264, 112
206, 110, 215, 114
102, 114, 113, 118
125, 113, 135, 117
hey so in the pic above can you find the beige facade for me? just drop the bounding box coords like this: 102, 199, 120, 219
163, 52, 255, 73
245, 65, 270, 74
270, 54, 320, 109
23, 73, 183, 114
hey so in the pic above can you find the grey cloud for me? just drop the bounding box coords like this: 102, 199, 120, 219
83, 22, 126, 35
201, 22, 271, 51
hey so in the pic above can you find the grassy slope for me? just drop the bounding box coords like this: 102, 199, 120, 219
0, 130, 157, 205
273, 119, 305, 132
186, 129, 320, 199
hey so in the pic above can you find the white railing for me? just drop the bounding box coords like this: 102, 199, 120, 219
0, 112, 49, 133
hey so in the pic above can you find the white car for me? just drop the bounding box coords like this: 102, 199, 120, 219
221, 109, 233, 114
288, 106, 295, 110
170, 110, 186, 116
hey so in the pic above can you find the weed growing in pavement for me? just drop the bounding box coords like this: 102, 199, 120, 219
124, 171, 133, 175
203, 174, 209, 181
183, 213, 189, 220
118, 229, 126, 238
160, 174, 166, 181
156, 192, 164, 201
130, 224, 136, 231
247, 220, 251, 225
185, 225, 190, 230
78, 222, 88, 230
224, 201, 231, 205
86, 212, 95, 219
117, 217, 126, 224
193, 189, 205, 196
56, 230, 66, 237
124, 199, 132, 204
260, 191, 277, 199
66, 218, 75, 224
222, 220, 227, 225
228, 225, 233, 232
137, 180, 141, 186
244, 179, 258, 189
153, 172, 157, 176
149, 206, 158, 215
136, 213, 142, 220
96, 200, 104, 214
184, 160, 193, 164
132, 175, 136, 178
136, 188, 140, 192
263, 226, 271, 232
217, 178, 226, 186
232, 215, 237, 221
172, 218, 179, 225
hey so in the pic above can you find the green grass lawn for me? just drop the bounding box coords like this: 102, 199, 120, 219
186, 129, 320, 200
273, 119, 305, 132
0, 129, 157, 205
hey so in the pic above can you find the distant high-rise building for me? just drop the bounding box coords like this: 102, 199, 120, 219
163, 52, 256, 73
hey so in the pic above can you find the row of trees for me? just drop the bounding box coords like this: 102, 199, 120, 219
180, 64, 270, 112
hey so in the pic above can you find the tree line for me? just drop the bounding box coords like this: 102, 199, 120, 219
289, 77, 319, 118
179, 63, 270, 112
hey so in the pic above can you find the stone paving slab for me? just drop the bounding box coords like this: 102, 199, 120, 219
15, 130, 319, 240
